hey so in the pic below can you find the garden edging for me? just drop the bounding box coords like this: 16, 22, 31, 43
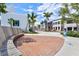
7, 33, 24, 56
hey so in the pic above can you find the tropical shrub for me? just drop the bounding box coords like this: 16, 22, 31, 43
29, 27, 33, 32
66, 31, 79, 37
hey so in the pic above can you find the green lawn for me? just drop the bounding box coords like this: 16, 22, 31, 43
24, 31, 38, 34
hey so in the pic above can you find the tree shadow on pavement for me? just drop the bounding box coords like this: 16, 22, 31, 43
14, 37, 36, 47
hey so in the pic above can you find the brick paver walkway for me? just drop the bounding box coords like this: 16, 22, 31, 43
14, 35, 64, 56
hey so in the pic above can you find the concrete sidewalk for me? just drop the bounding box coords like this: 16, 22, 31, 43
56, 37, 79, 56
31, 31, 63, 37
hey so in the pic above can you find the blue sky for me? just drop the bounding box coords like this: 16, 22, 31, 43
6, 3, 62, 24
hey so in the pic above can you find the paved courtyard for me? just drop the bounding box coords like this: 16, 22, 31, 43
14, 34, 64, 56
56, 37, 79, 56
1, 31, 79, 56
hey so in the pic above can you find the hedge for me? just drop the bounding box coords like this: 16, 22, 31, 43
66, 31, 79, 37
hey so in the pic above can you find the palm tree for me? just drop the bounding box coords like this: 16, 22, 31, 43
28, 12, 37, 32
0, 3, 7, 24
8, 18, 15, 35
70, 13, 79, 31
0, 3, 7, 38
59, 3, 69, 31
70, 3, 79, 31
43, 12, 53, 31
70, 3, 79, 12
40, 21, 44, 31
0, 3, 7, 14
27, 14, 31, 31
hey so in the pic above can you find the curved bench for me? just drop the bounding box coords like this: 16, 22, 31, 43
7, 33, 24, 56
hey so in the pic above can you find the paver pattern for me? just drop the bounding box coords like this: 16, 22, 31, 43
14, 35, 64, 56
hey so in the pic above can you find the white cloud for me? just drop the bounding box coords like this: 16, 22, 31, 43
6, 4, 16, 13
37, 3, 62, 21
37, 3, 52, 12
23, 8, 34, 12
37, 3, 61, 13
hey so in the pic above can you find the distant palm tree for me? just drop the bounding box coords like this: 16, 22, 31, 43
59, 3, 69, 31
0, 3, 7, 25
70, 3, 79, 31
8, 18, 15, 35
27, 13, 31, 31
0, 3, 7, 23
0, 3, 7, 38
41, 21, 44, 25
70, 13, 79, 31
43, 12, 53, 31
27, 12, 37, 32
0, 3, 7, 14
40, 21, 44, 31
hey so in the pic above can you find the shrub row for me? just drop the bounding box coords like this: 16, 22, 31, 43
66, 31, 79, 37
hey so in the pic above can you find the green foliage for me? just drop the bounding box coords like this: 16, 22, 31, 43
0, 3, 7, 13
59, 3, 69, 31
29, 28, 33, 32
66, 31, 79, 37
43, 12, 53, 20
26, 32, 38, 34
43, 12, 53, 31
27, 12, 37, 32
8, 18, 14, 26
70, 3, 79, 24
60, 31, 64, 35
27, 12, 37, 24
71, 3, 79, 12
70, 13, 79, 24
24, 28, 38, 34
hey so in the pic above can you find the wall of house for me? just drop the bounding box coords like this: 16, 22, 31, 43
1, 13, 29, 31
0, 15, 1, 25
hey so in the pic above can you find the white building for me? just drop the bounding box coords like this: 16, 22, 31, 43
52, 19, 77, 31
40, 20, 46, 31
0, 15, 1, 25
1, 13, 29, 31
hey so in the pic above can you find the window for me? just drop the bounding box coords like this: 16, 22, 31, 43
13, 20, 19, 26
67, 20, 74, 24
74, 27, 77, 31
68, 27, 72, 31
56, 27, 57, 30
58, 27, 60, 30
58, 21, 60, 24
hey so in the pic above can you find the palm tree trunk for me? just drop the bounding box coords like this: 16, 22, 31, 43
47, 23, 48, 31
45, 21, 47, 31
76, 23, 79, 31
61, 24, 64, 31
32, 23, 34, 32
29, 23, 30, 31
